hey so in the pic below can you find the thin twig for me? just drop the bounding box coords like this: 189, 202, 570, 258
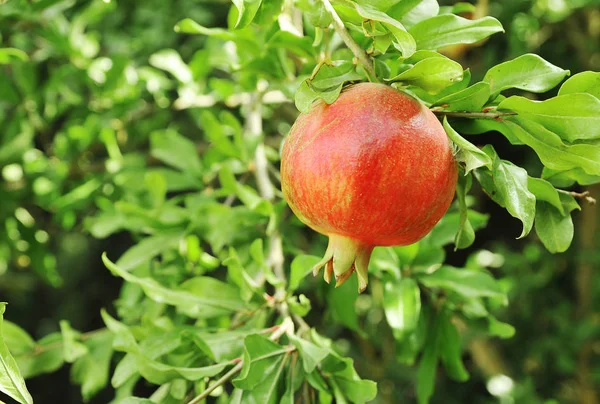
432, 110, 518, 119
321, 0, 378, 81
188, 361, 244, 404
559, 190, 597, 205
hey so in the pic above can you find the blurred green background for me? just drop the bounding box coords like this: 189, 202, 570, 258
0, 0, 598, 403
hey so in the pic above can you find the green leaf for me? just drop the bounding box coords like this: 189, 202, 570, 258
429, 210, 489, 247
328, 276, 360, 332
14, 333, 65, 379
478, 146, 536, 238
2, 322, 35, 355
388, 0, 439, 29
330, 357, 377, 403
483, 54, 569, 96
174, 19, 236, 40
418, 266, 504, 299
437, 310, 469, 382
112, 398, 155, 404
71, 332, 114, 400
232, 0, 263, 29
535, 201, 574, 253
387, 57, 464, 94
452, 118, 524, 145
504, 119, 600, 176
416, 320, 438, 404
558, 71, 600, 98
50, 178, 102, 211
0, 48, 29, 64
311, 61, 363, 92
434, 82, 491, 112
542, 167, 600, 188
0, 132, 34, 166
200, 111, 242, 158
295, 80, 321, 113
294, 60, 364, 113
289, 254, 321, 292
195, 330, 253, 362
219, 165, 273, 216
149, 49, 193, 84
102, 311, 230, 384
409, 14, 503, 51
0, 303, 34, 404
288, 334, 328, 373
266, 31, 315, 58
383, 278, 421, 338
454, 172, 475, 249
527, 177, 564, 214
443, 117, 492, 174
103, 254, 246, 317
288, 294, 312, 317
559, 192, 581, 214
280, 353, 305, 404
150, 129, 203, 177
242, 353, 288, 404
499, 94, 600, 142
233, 334, 288, 390
59, 321, 89, 363
487, 317, 515, 339
116, 232, 185, 271
352, 3, 416, 57
297, 0, 332, 27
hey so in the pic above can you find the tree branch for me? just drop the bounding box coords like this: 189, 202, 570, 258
246, 93, 287, 299
321, 0, 378, 82
432, 110, 518, 119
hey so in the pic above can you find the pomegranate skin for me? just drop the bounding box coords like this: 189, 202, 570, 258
281, 83, 458, 291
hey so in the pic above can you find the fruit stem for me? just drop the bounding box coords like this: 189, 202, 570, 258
321, 0, 379, 83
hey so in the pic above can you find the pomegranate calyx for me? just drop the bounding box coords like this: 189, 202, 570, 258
311, 235, 374, 293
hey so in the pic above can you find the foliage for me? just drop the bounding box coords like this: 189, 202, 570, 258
0, 0, 599, 403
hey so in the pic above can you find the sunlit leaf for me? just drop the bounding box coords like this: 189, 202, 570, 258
409, 14, 503, 51
483, 54, 569, 96
0, 303, 33, 404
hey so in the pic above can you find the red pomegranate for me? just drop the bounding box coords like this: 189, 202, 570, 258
281, 83, 458, 292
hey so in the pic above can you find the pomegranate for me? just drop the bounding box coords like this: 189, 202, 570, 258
281, 83, 458, 292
